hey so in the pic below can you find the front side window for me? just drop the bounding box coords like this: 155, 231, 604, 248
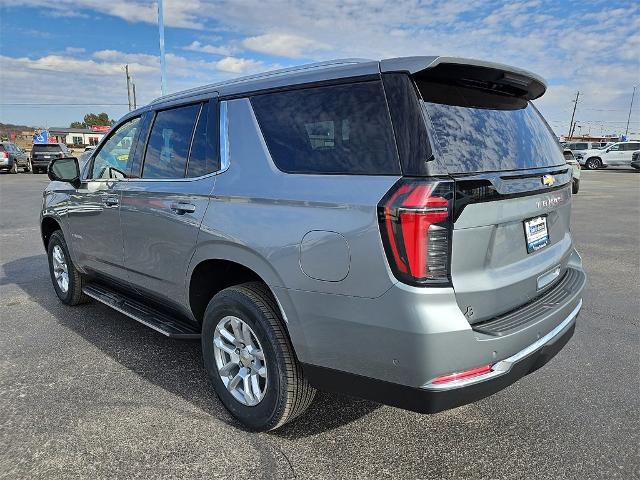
251, 81, 400, 175
91, 117, 140, 179
142, 104, 200, 179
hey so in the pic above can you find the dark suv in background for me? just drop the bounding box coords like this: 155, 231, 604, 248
31, 143, 72, 173
41, 56, 585, 431
0, 142, 30, 173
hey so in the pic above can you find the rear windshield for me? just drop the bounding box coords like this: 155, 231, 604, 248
32, 144, 63, 152
418, 81, 565, 173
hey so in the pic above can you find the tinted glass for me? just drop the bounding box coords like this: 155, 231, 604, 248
623, 143, 640, 151
251, 81, 399, 174
91, 117, 140, 179
186, 101, 219, 177
33, 144, 63, 152
419, 81, 565, 173
143, 104, 200, 179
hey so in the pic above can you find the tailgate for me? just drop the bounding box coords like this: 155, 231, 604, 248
450, 173, 573, 323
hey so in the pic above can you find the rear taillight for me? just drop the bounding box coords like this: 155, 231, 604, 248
378, 178, 454, 286
1, 152, 7, 159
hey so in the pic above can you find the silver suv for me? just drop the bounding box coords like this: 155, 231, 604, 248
41, 57, 586, 431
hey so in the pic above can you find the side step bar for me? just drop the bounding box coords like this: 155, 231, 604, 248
83, 283, 201, 339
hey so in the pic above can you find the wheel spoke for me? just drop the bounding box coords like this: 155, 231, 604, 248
230, 318, 243, 344
241, 322, 254, 347
218, 360, 237, 376
242, 371, 255, 404
214, 337, 238, 361
227, 372, 242, 392
250, 374, 262, 401
218, 326, 236, 344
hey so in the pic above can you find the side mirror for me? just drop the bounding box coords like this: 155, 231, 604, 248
48, 157, 81, 188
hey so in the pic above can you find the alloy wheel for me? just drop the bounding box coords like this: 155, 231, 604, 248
51, 244, 69, 293
213, 315, 267, 406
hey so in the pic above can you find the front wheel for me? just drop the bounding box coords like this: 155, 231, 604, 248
47, 230, 89, 305
585, 157, 601, 170
202, 282, 316, 431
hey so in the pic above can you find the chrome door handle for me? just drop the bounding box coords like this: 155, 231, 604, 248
170, 202, 196, 214
104, 195, 119, 206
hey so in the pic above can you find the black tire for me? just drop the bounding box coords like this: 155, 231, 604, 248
10, 160, 18, 174
585, 157, 601, 170
202, 282, 316, 431
47, 230, 90, 305
572, 178, 580, 194
23, 161, 31, 173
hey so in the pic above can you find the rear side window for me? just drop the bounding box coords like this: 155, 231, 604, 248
251, 81, 400, 175
418, 81, 565, 173
186, 100, 220, 177
143, 104, 200, 179
623, 143, 640, 151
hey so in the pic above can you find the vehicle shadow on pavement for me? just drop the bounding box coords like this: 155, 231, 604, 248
1, 254, 380, 437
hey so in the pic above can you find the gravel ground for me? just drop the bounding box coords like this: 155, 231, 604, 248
0, 170, 638, 479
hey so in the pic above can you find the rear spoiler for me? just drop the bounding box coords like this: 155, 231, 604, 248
380, 56, 546, 101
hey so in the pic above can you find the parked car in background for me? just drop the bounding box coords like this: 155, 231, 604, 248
0, 142, 31, 173
31, 143, 72, 173
631, 151, 640, 170
40, 56, 585, 431
563, 148, 580, 194
576, 141, 640, 169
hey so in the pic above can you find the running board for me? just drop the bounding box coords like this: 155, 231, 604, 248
83, 283, 201, 339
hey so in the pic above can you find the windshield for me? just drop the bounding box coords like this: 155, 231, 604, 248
418, 81, 565, 174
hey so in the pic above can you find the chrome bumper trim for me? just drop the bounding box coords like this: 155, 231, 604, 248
423, 299, 582, 391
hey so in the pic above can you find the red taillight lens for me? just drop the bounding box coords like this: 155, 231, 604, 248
1, 152, 8, 158
431, 364, 493, 384
378, 178, 454, 286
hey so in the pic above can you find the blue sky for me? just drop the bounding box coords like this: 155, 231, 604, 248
1, 0, 638, 136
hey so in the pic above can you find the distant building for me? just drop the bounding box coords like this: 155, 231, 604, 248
48, 126, 110, 146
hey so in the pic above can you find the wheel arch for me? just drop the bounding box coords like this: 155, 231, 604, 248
41, 216, 62, 249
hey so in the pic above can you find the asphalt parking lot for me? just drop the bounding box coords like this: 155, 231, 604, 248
1, 170, 638, 479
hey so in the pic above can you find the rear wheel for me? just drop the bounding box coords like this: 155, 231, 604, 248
47, 230, 89, 305
23, 160, 31, 173
585, 157, 601, 170
202, 282, 316, 431
10, 160, 17, 174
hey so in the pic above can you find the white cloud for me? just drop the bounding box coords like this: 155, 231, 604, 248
242, 33, 328, 58
184, 41, 238, 56
214, 56, 264, 73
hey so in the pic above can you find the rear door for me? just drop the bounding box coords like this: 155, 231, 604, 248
417, 79, 573, 322
621, 142, 640, 165
119, 98, 219, 306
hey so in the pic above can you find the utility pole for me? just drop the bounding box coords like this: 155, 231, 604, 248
132, 83, 137, 110
125, 64, 132, 111
625, 85, 637, 137
567, 91, 579, 140
158, 0, 167, 96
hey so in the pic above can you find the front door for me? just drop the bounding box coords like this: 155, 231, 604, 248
66, 116, 142, 283
119, 99, 219, 306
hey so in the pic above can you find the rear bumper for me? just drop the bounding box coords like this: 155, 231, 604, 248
303, 301, 578, 413
281, 249, 585, 413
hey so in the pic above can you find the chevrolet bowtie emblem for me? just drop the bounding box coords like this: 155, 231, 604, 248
542, 174, 556, 186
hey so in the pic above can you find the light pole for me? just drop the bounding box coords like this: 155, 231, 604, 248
158, 0, 167, 96
625, 85, 637, 138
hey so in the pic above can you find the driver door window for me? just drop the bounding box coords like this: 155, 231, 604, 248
91, 117, 140, 179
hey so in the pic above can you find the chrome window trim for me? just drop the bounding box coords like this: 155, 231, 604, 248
422, 299, 582, 391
